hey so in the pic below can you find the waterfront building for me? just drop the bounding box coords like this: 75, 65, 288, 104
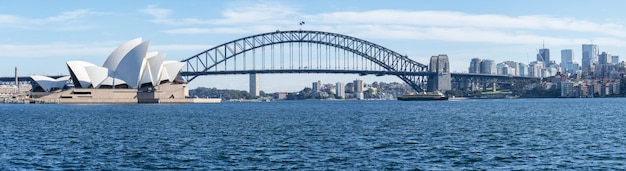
354, 79, 364, 100
31, 38, 219, 103
480, 59, 496, 75
250, 73, 259, 97
29, 75, 70, 92
561, 81, 576, 97
336, 82, 345, 99
582, 44, 598, 75
468, 58, 482, 73
324, 83, 335, 94
609, 82, 620, 95
0, 85, 18, 96
273, 92, 288, 100
312, 80, 321, 92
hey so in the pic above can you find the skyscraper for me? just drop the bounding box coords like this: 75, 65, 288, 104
353, 79, 364, 100
518, 63, 528, 77
582, 44, 598, 74
537, 48, 550, 67
480, 59, 496, 75
335, 82, 345, 99
611, 56, 619, 65
561, 49, 573, 73
249, 73, 259, 97
561, 49, 573, 65
312, 80, 321, 92
599, 51, 611, 64
503, 61, 518, 76
468, 58, 482, 73
597, 52, 612, 78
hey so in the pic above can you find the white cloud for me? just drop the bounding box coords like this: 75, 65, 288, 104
162, 26, 282, 35
140, 5, 211, 25
140, 2, 297, 26
37, 9, 91, 23
0, 42, 214, 60
0, 14, 20, 24
210, 2, 297, 25
0, 9, 106, 30
0, 43, 113, 59
148, 2, 626, 48
139, 5, 171, 19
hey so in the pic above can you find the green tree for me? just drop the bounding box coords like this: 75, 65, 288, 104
188, 87, 254, 100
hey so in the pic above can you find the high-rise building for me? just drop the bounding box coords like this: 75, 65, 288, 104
599, 51, 611, 64
561, 49, 573, 71
537, 48, 550, 67
480, 59, 496, 75
561, 49, 573, 64
582, 44, 598, 74
596, 52, 613, 78
312, 80, 321, 92
529, 61, 544, 77
537, 48, 550, 64
518, 63, 528, 77
611, 56, 619, 65
503, 61, 518, 76
353, 79, 364, 100
561, 49, 576, 74
249, 73, 259, 97
496, 63, 510, 75
335, 82, 345, 99
468, 58, 482, 73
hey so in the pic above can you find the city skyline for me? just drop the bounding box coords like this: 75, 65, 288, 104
3, 0, 626, 92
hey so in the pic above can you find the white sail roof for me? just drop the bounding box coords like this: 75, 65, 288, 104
65, 38, 183, 90
66, 61, 97, 88
30, 75, 69, 92
114, 40, 151, 88
160, 61, 185, 82
103, 38, 142, 71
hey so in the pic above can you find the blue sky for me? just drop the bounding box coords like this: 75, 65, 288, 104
2, 0, 626, 92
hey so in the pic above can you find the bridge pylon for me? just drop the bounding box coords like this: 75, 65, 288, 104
427, 54, 451, 92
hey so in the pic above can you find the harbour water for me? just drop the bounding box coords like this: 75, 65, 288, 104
1, 98, 625, 170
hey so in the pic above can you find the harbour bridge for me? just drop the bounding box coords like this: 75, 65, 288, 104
1, 30, 539, 93
179, 30, 539, 92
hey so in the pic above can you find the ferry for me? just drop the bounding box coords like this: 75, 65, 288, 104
397, 91, 448, 101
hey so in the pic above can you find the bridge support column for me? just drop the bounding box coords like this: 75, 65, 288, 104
427, 54, 451, 92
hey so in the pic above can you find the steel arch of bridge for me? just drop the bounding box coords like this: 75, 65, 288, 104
181, 30, 430, 92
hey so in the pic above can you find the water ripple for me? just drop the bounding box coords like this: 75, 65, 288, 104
1, 99, 626, 170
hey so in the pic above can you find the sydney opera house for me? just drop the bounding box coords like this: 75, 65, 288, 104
31, 38, 220, 103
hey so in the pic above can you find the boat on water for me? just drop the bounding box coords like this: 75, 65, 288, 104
397, 91, 448, 101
